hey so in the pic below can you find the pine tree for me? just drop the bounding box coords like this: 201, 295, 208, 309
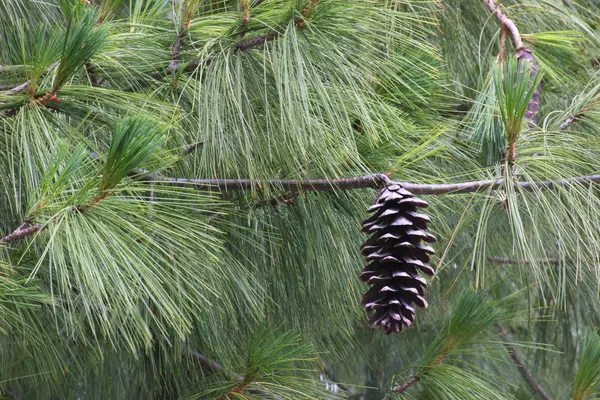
2, 0, 600, 399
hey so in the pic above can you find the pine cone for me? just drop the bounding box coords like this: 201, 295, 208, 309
360, 183, 436, 334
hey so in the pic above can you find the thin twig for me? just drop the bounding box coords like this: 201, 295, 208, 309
136, 172, 600, 195
234, 1, 318, 52
392, 376, 421, 393
182, 141, 205, 156
483, 0, 540, 167
2, 62, 60, 94
236, 32, 279, 51
86, 62, 104, 87
487, 256, 558, 265
167, 26, 186, 76
497, 324, 553, 400
191, 351, 243, 379
190, 352, 277, 399
496, 27, 507, 64
558, 113, 584, 130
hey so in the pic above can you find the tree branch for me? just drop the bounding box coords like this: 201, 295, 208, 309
191, 351, 244, 380
236, 32, 279, 52
497, 324, 553, 400
488, 256, 558, 265
4, 169, 600, 245
482, 0, 523, 50
559, 113, 583, 130
0, 222, 43, 244
167, 10, 193, 77
1, 62, 60, 94
392, 376, 421, 393
190, 352, 278, 399
496, 27, 507, 64
141, 173, 391, 192
86, 62, 104, 87
142, 172, 600, 195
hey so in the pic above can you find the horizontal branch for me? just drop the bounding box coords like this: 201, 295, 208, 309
142, 173, 391, 192
1, 62, 60, 94
3, 170, 600, 245
143, 172, 600, 195
488, 256, 557, 265
392, 376, 421, 393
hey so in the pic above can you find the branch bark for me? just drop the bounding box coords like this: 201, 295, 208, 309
2, 62, 60, 94
141, 172, 600, 195
488, 256, 558, 265
558, 92, 600, 130
0, 222, 42, 244
482, 0, 523, 50
497, 324, 553, 400
191, 351, 244, 380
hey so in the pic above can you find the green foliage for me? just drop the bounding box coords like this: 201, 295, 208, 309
574, 331, 600, 400
100, 116, 166, 192
53, 0, 108, 93
190, 328, 344, 399
1, 0, 600, 398
493, 58, 542, 145
387, 291, 509, 399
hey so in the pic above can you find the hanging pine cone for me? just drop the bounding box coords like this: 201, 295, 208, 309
360, 183, 436, 334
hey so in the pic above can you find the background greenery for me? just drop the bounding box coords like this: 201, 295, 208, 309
1, 0, 600, 398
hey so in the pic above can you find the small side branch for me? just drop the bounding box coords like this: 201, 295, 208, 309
482, 0, 523, 50
236, 32, 279, 51
86, 62, 105, 87
558, 92, 600, 130
168, 29, 186, 75
498, 324, 553, 400
559, 113, 583, 130
190, 352, 275, 399
236, 1, 317, 51
483, 0, 539, 166
0, 222, 43, 244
